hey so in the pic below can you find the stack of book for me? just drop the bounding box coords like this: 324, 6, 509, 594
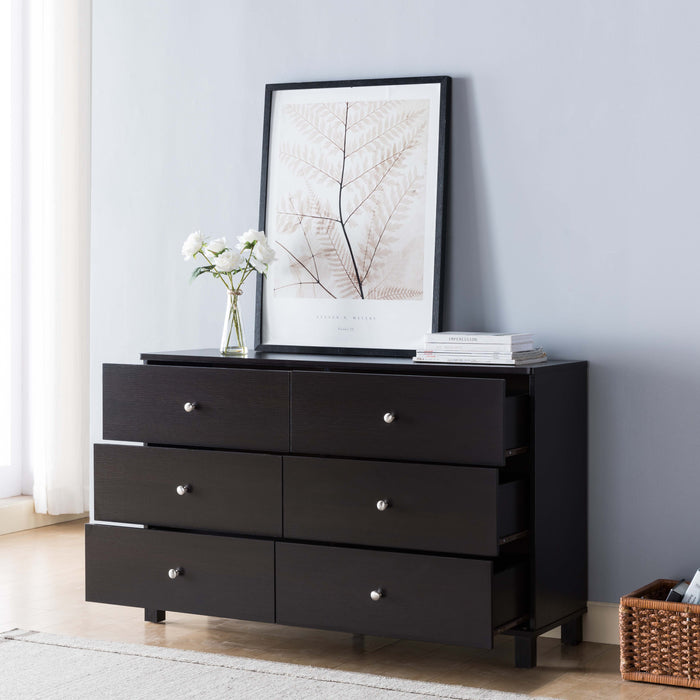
413, 332, 547, 365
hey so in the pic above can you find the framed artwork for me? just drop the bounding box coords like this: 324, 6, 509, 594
255, 76, 450, 356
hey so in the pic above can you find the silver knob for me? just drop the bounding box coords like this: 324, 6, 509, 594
168, 567, 184, 579
176, 484, 192, 496
383, 412, 395, 424
184, 402, 197, 413
370, 588, 384, 601
376, 499, 390, 511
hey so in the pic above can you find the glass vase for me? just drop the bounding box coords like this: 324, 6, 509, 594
220, 290, 247, 356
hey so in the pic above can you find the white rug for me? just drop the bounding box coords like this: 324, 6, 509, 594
0, 629, 555, 699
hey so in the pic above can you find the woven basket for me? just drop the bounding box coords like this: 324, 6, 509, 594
620, 579, 700, 688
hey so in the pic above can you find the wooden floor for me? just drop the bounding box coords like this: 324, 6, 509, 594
0, 520, 694, 700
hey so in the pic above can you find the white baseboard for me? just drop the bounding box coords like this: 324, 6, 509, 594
543, 601, 620, 646
0, 496, 87, 536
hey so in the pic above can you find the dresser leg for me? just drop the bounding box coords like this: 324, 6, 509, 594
514, 636, 537, 668
145, 608, 165, 623
352, 634, 365, 652
561, 615, 583, 646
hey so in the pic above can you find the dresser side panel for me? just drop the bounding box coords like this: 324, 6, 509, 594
531, 362, 588, 628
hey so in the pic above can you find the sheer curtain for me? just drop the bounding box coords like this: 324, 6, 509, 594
0, 2, 14, 497
11, 0, 91, 514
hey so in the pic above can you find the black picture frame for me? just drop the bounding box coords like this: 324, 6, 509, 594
255, 75, 450, 357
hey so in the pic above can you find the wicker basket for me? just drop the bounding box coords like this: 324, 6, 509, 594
620, 579, 700, 688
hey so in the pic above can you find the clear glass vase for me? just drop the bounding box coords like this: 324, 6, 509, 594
220, 290, 247, 355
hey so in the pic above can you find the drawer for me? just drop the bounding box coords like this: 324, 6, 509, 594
85, 525, 274, 622
103, 364, 289, 452
276, 543, 527, 648
283, 457, 527, 556
94, 445, 282, 536
291, 372, 528, 466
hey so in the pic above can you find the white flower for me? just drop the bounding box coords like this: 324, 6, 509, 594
206, 237, 226, 254
250, 256, 267, 274
253, 238, 277, 266
238, 229, 266, 249
183, 227, 271, 290
181, 230, 204, 259
214, 249, 242, 273
249, 242, 275, 274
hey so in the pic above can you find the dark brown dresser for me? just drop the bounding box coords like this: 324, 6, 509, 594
86, 350, 587, 667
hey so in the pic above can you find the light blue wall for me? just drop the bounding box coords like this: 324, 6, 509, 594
91, 0, 700, 603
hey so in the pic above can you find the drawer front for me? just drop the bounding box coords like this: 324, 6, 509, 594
103, 364, 289, 452
284, 457, 527, 556
291, 372, 527, 466
85, 525, 274, 622
276, 543, 526, 648
94, 445, 282, 536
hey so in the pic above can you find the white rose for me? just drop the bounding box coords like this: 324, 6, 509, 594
214, 249, 242, 273
181, 230, 204, 259
206, 237, 226, 254
250, 256, 267, 274
253, 239, 277, 265
238, 229, 266, 248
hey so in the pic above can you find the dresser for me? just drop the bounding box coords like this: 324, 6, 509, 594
86, 350, 587, 668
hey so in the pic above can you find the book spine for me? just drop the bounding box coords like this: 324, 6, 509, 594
413, 356, 547, 367
422, 342, 534, 353
413, 354, 520, 365
424, 333, 533, 345
417, 348, 545, 360
417, 353, 520, 360
413, 355, 547, 365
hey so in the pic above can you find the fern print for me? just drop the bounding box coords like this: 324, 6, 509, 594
272, 99, 429, 300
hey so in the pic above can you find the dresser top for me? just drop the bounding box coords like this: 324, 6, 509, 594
140, 349, 585, 376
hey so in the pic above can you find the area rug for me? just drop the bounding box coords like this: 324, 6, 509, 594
0, 629, 555, 699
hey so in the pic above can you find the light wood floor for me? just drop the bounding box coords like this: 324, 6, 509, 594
0, 520, 694, 699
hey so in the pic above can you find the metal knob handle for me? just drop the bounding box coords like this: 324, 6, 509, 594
184, 402, 197, 413
370, 588, 384, 602
176, 484, 192, 496
376, 499, 390, 511
168, 567, 184, 579
383, 412, 395, 424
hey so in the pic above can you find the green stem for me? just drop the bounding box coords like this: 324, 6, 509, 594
222, 289, 245, 352
234, 248, 257, 294
197, 243, 266, 299
197, 250, 233, 291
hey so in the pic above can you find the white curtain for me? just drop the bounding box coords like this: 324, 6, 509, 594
20, 0, 91, 514
1, 1, 14, 497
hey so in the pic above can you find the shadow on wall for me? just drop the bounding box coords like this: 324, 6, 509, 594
442, 76, 499, 332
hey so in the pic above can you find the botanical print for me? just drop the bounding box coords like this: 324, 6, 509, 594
271, 99, 429, 300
